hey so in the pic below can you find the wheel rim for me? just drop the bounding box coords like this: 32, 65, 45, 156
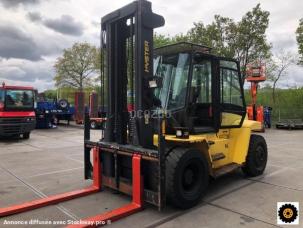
181, 160, 203, 195
283, 208, 294, 219
255, 145, 266, 169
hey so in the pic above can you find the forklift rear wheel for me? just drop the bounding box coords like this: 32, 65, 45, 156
23, 132, 30, 139
90, 121, 97, 129
166, 148, 209, 209
242, 134, 267, 177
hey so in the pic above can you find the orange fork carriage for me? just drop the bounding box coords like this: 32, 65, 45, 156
0, 110, 166, 226
0, 147, 144, 227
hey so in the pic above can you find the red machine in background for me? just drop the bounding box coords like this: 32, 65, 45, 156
88, 91, 106, 129
0, 83, 36, 139
246, 62, 266, 131
74, 91, 106, 128
74, 91, 85, 124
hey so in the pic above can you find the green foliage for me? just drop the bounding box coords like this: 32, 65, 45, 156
296, 18, 303, 64
54, 42, 99, 91
154, 33, 189, 48
43, 89, 57, 100
154, 33, 174, 48
236, 4, 271, 68
265, 51, 296, 104
154, 4, 271, 81
246, 87, 303, 121
187, 15, 236, 57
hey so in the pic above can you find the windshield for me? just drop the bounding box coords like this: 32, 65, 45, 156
5, 89, 34, 110
154, 53, 190, 110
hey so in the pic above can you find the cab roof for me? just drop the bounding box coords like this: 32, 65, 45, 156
154, 42, 212, 56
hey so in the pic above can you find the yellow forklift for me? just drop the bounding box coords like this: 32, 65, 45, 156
85, 0, 267, 210
0, 0, 267, 225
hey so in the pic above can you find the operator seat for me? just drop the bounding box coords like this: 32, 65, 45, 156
188, 87, 214, 134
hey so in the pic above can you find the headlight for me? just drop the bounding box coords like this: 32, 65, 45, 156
175, 128, 189, 139
176, 130, 182, 137
45, 110, 49, 113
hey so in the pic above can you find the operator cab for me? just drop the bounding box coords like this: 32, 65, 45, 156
153, 42, 246, 135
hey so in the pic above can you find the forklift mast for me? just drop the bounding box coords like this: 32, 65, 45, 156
101, 0, 164, 148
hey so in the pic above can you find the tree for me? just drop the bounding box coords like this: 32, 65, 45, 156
43, 89, 57, 100
296, 18, 303, 64
235, 4, 271, 79
153, 4, 271, 78
186, 4, 271, 81
267, 50, 297, 104
187, 15, 236, 57
154, 33, 189, 48
54, 43, 99, 91
154, 33, 174, 48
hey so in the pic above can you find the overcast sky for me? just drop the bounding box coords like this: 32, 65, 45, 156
0, 0, 302, 91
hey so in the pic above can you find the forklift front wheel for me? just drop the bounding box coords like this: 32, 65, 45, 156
242, 134, 267, 177
166, 148, 209, 209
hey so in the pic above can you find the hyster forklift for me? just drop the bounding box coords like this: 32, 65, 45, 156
0, 0, 267, 225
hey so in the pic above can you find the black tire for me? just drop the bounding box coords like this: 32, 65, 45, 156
23, 132, 30, 139
90, 120, 97, 129
242, 134, 267, 177
166, 148, 209, 209
58, 99, 69, 110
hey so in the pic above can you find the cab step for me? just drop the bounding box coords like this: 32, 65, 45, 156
213, 163, 240, 178
211, 153, 226, 161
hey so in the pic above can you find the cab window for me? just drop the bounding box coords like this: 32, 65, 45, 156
220, 60, 245, 127
191, 60, 212, 103
220, 68, 243, 107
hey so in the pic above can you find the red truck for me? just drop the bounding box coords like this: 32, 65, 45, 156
0, 83, 36, 139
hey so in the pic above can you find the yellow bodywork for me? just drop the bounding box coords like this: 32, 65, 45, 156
153, 119, 261, 171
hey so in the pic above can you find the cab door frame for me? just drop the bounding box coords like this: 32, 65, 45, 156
189, 52, 220, 133
215, 57, 246, 129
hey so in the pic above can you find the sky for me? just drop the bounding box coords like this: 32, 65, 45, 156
0, 0, 302, 91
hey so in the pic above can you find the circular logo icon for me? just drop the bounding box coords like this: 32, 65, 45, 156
278, 203, 298, 223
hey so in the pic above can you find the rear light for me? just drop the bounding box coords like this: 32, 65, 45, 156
0, 102, 4, 111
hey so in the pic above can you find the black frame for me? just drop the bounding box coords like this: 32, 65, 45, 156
85, 0, 167, 211
153, 50, 246, 133
217, 57, 246, 129
101, 0, 164, 148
